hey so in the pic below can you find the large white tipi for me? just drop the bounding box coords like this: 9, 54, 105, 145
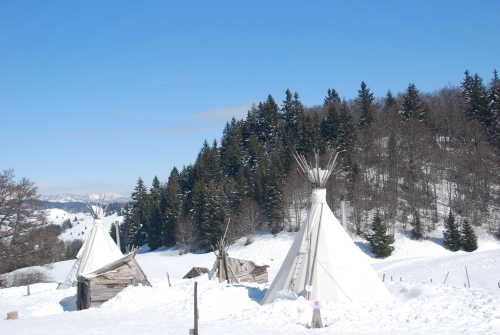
58, 205, 123, 289
261, 152, 390, 304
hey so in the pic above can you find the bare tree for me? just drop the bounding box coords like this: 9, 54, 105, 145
0, 170, 44, 241
0, 170, 48, 274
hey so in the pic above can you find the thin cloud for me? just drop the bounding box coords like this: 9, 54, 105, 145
76, 129, 118, 136
195, 102, 254, 121
75, 126, 218, 137
125, 126, 218, 136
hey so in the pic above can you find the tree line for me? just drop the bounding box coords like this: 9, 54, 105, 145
119, 70, 500, 253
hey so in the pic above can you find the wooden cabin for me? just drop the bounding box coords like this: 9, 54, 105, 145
77, 252, 151, 310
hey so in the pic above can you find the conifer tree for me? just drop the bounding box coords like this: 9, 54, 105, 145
281, 90, 304, 168
411, 211, 424, 240
488, 70, 500, 146
384, 90, 397, 113
321, 104, 339, 148
119, 204, 133, 253
127, 178, 149, 247
147, 176, 163, 250
256, 95, 281, 149
462, 71, 490, 125
461, 220, 478, 252
366, 212, 394, 258
221, 118, 244, 177
336, 102, 355, 152
162, 168, 180, 247
298, 113, 323, 155
192, 180, 225, 250
323, 88, 341, 106
356, 81, 375, 128
401, 83, 427, 121
443, 211, 460, 251
259, 158, 285, 234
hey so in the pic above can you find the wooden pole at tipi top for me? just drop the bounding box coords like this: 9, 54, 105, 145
341, 200, 346, 227
115, 221, 121, 250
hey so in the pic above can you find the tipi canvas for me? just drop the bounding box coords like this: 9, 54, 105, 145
261, 152, 390, 304
58, 205, 123, 289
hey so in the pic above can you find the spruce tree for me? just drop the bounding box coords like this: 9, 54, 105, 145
281, 90, 304, 168
384, 90, 397, 113
461, 220, 478, 252
336, 102, 355, 152
366, 212, 394, 258
401, 83, 427, 121
321, 104, 339, 148
298, 113, 323, 155
462, 71, 490, 125
323, 88, 341, 107
411, 211, 424, 240
128, 178, 149, 247
193, 180, 225, 250
443, 211, 460, 251
221, 118, 244, 177
256, 95, 281, 150
356, 81, 375, 128
258, 158, 285, 234
147, 176, 163, 250
488, 70, 500, 147
162, 168, 180, 247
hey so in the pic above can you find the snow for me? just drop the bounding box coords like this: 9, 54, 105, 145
46, 208, 123, 242
75, 219, 123, 277
40, 193, 129, 203
263, 188, 390, 304
1, 233, 500, 334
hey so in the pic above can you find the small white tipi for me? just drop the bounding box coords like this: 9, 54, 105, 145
58, 205, 123, 289
261, 152, 390, 304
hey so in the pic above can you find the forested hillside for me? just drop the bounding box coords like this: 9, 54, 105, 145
120, 71, 500, 252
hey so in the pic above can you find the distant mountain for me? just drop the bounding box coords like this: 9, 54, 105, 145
40, 193, 130, 204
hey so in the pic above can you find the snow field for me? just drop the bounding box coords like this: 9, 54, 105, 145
1, 232, 500, 334
46, 208, 123, 241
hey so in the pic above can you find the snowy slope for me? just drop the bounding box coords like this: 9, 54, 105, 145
1, 233, 499, 335
41, 193, 129, 203
46, 208, 123, 241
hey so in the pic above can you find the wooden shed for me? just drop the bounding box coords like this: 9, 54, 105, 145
183, 267, 209, 279
212, 255, 269, 284
77, 252, 151, 310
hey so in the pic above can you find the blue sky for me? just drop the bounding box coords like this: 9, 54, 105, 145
2, 1, 499, 195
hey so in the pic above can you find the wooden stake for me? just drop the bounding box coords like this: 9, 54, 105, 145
382, 273, 385, 282
465, 265, 471, 288
167, 272, 172, 287
443, 271, 450, 285
311, 301, 323, 329
190, 281, 198, 335
27, 285, 30, 296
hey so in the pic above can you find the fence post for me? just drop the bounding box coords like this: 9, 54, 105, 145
189, 281, 198, 335
443, 271, 450, 285
465, 265, 471, 288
